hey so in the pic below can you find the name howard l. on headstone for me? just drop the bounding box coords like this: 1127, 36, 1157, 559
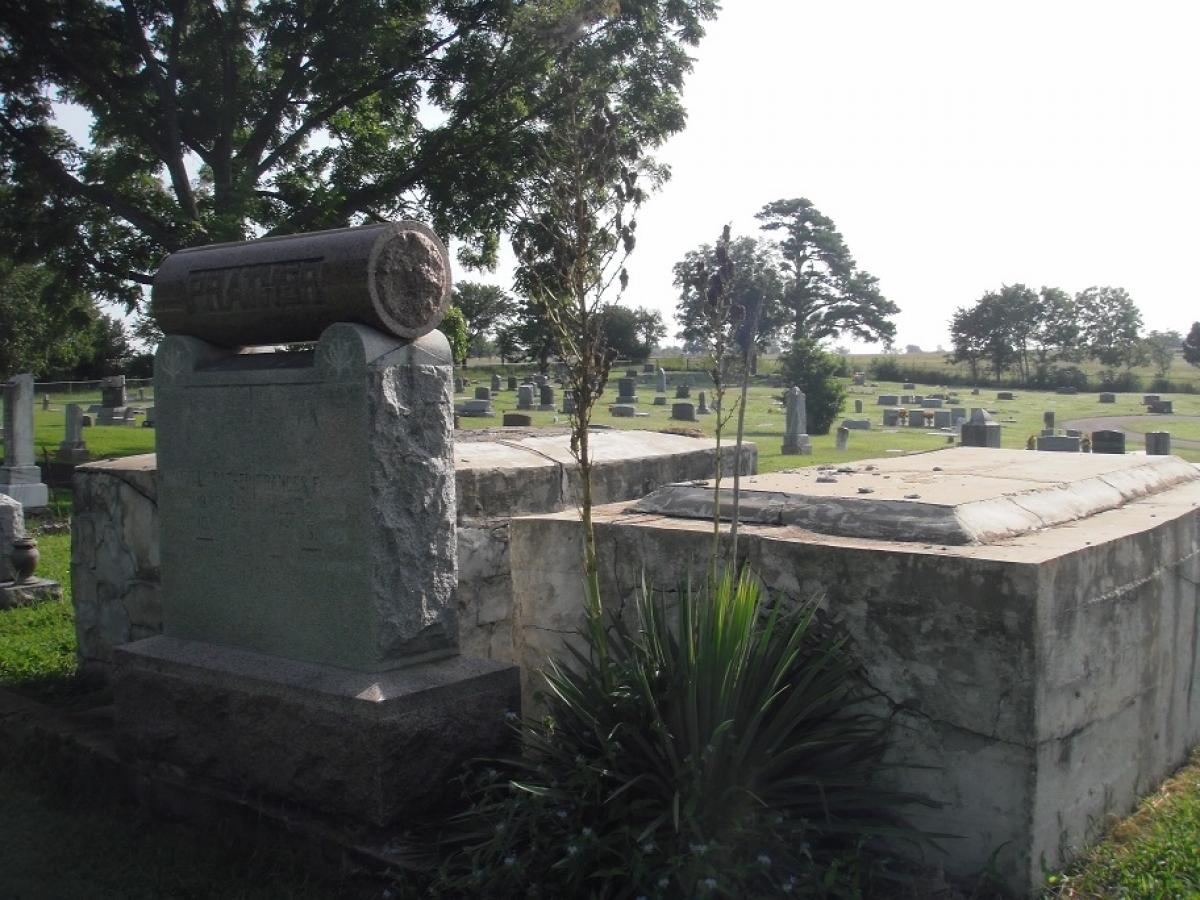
115, 222, 518, 827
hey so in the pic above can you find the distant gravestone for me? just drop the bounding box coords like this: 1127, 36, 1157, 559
854, 399, 863, 413
538, 384, 556, 411
853, 372, 866, 386
960, 408, 1001, 448
507, 375, 518, 391
781, 386, 812, 455
453, 376, 465, 393
909, 410, 929, 428
0, 374, 49, 509
997, 391, 1014, 401
656, 367, 667, 393
697, 391, 709, 414
517, 385, 534, 410
626, 368, 639, 379
503, 413, 532, 427
41, 394, 49, 411
836, 426, 849, 450
561, 395, 576, 415
1149, 400, 1174, 414
1036, 435, 1080, 452
491, 374, 502, 393
670, 402, 696, 422
1098, 392, 1116, 404
675, 383, 690, 399
882, 409, 901, 427
921, 398, 944, 409
653, 395, 667, 406
101, 375, 127, 408
612, 404, 636, 418
1143, 394, 1160, 406
1091, 429, 1125, 455
1042, 411, 1055, 434
933, 410, 953, 428
843, 419, 870, 430
474, 386, 491, 401
460, 398, 494, 417
902, 382, 916, 390
56, 404, 90, 464
877, 394, 900, 406
617, 377, 638, 404
1145, 432, 1171, 455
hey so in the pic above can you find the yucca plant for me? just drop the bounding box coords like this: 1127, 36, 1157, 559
431, 570, 935, 898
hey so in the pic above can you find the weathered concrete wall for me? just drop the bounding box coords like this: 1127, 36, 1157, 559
72, 455, 160, 680
507, 467, 1200, 894
71, 432, 756, 677
455, 431, 755, 662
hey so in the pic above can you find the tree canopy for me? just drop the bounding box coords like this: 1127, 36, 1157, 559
673, 200, 896, 351
0, 0, 716, 310
1182, 322, 1200, 369
756, 198, 897, 346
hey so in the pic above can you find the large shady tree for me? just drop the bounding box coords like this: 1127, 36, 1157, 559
0, 0, 717, 309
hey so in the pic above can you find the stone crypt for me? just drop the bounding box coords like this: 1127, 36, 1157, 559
508, 448, 1200, 894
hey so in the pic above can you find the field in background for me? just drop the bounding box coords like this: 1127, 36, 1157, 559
5, 374, 1200, 468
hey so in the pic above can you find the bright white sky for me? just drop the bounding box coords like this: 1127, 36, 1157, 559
481, 0, 1199, 350
62, 0, 1200, 350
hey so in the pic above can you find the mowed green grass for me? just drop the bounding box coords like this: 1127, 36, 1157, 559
455, 375, 1200, 466
1044, 748, 1200, 897
7, 374, 1199, 467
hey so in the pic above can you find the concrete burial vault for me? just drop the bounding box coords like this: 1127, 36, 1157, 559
509, 447, 1200, 894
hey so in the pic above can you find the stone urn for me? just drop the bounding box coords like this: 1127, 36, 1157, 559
11, 537, 38, 583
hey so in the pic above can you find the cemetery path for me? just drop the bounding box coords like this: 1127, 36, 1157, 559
1061, 415, 1200, 449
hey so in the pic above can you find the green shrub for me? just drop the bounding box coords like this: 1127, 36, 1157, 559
432, 570, 933, 897
780, 338, 846, 434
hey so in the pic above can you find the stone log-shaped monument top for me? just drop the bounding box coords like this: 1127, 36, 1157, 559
152, 221, 451, 347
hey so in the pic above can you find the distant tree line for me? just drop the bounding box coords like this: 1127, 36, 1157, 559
946, 284, 1198, 392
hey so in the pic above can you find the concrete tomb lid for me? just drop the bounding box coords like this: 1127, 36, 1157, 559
632, 446, 1199, 546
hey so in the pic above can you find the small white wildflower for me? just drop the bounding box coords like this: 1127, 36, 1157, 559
581, 827, 593, 837
657, 877, 670, 888
689, 842, 708, 856
567, 844, 580, 857
758, 853, 771, 866
555, 809, 568, 819
641, 841, 656, 854
504, 855, 516, 867
494, 822, 506, 833
504, 710, 519, 721
703, 877, 718, 890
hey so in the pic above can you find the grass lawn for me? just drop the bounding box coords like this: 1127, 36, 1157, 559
451, 375, 1200, 467
1044, 748, 1200, 897
2, 373, 1199, 896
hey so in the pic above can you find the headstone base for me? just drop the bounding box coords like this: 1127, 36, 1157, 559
114, 635, 520, 826
653, 395, 667, 405
781, 435, 812, 455
0, 468, 49, 509
0, 577, 63, 610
